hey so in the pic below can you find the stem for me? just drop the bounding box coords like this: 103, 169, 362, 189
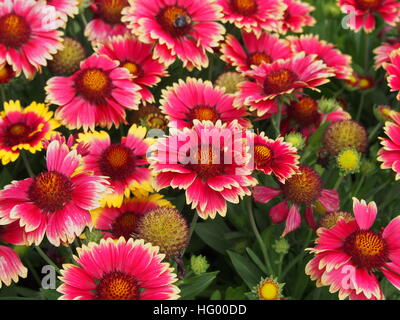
21, 151, 34, 178
0, 85, 6, 103
356, 92, 366, 122
368, 122, 382, 141
80, 11, 88, 27
35, 246, 61, 275
273, 101, 282, 138
182, 213, 198, 257
333, 174, 344, 190
246, 197, 273, 275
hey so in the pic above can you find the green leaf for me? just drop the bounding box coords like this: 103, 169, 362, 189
245, 248, 267, 274
39, 288, 61, 300
225, 286, 247, 300
227, 250, 263, 289
180, 271, 219, 300
195, 217, 231, 254
210, 290, 222, 300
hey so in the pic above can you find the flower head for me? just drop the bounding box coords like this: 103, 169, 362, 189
319, 211, 354, 229
254, 277, 284, 300
384, 48, 400, 100
57, 238, 180, 300
374, 41, 400, 70
278, 0, 316, 34
129, 104, 168, 130
215, 72, 246, 95
190, 255, 210, 275
285, 132, 306, 150
46, 0, 79, 24
49, 37, 86, 75
0, 63, 15, 84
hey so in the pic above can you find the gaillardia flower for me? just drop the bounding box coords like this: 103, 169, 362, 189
217, 0, 285, 36
384, 49, 400, 100
288, 34, 353, 79
46, 54, 141, 131
254, 277, 284, 300
49, 37, 86, 75
85, 0, 130, 43
160, 77, 250, 130
0, 100, 60, 165
0, 63, 15, 84
215, 72, 245, 94
150, 120, 257, 219
306, 198, 400, 300
0, 140, 109, 246
237, 52, 334, 117
278, 0, 316, 34
135, 207, 189, 259
252, 133, 299, 183
122, 0, 225, 70
78, 125, 153, 208
0, 0, 63, 79
338, 0, 400, 33
129, 104, 168, 130
220, 32, 293, 73
57, 238, 180, 300
0, 245, 27, 288
374, 41, 400, 70
46, 0, 79, 24
97, 36, 168, 103
254, 165, 339, 237
91, 193, 173, 239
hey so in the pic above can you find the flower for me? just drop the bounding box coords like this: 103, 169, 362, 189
217, 0, 285, 36
160, 77, 250, 130
77, 125, 153, 208
285, 132, 306, 150
57, 237, 180, 300
253, 165, 339, 236
91, 193, 173, 239
85, 0, 130, 43
220, 31, 293, 73
374, 41, 400, 70
272, 238, 290, 255
0, 245, 27, 288
288, 34, 353, 79
215, 72, 245, 94
150, 120, 257, 219
0, 100, 60, 165
319, 211, 354, 229
96, 36, 168, 103
237, 52, 334, 118
338, 0, 400, 33
0, 63, 15, 83
135, 207, 189, 258
0, 0, 63, 79
384, 48, 400, 100
336, 148, 361, 175
306, 198, 400, 300
0, 140, 109, 246
254, 277, 284, 300
323, 120, 368, 156
190, 255, 210, 275
122, 0, 225, 70
129, 104, 168, 130
46, 54, 141, 131
46, 0, 79, 24
378, 111, 400, 179
48, 37, 86, 75
278, 0, 316, 34
252, 133, 299, 183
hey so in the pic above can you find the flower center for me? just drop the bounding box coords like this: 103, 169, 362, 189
28, 171, 73, 213
122, 61, 141, 78
258, 280, 279, 300
263, 69, 298, 95
111, 211, 138, 239
281, 165, 322, 205
5, 122, 32, 146
343, 230, 388, 269
0, 13, 31, 48
230, 0, 258, 15
189, 106, 219, 123
99, 144, 135, 181
356, 0, 382, 10
146, 113, 168, 129
188, 145, 224, 179
254, 144, 273, 167
97, 0, 128, 24
96, 271, 140, 300
288, 97, 319, 126
157, 6, 192, 37
0, 63, 14, 84
75, 68, 111, 102
248, 52, 272, 67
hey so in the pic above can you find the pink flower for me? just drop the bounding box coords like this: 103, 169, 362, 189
45, 54, 141, 131
383, 48, 400, 100
306, 198, 400, 300
252, 133, 299, 183
0, 0, 63, 79
278, 0, 316, 34
374, 41, 400, 69
85, 0, 130, 43
47, 0, 79, 24
122, 0, 225, 70
150, 120, 257, 219
237, 52, 334, 117
0, 140, 110, 246
57, 237, 180, 300
0, 245, 27, 288
288, 34, 353, 79
217, 0, 286, 36
160, 77, 250, 130
338, 0, 400, 33
97, 36, 168, 103
220, 31, 293, 73
253, 165, 339, 237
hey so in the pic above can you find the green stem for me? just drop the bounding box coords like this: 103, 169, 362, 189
273, 101, 282, 138
246, 197, 273, 275
80, 11, 88, 27
368, 122, 382, 142
182, 212, 198, 257
35, 246, 61, 275
21, 151, 34, 178
0, 85, 6, 104
333, 174, 344, 190
356, 92, 366, 122
23, 258, 41, 287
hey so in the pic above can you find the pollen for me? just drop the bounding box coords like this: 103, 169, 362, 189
0, 13, 31, 48
99, 144, 136, 181
122, 61, 140, 78
157, 6, 192, 37
336, 148, 361, 174
263, 69, 298, 95
96, 271, 139, 300
190, 106, 219, 123
49, 37, 86, 75
288, 97, 320, 126
111, 211, 138, 239
0, 63, 14, 84
188, 145, 225, 179
215, 72, 245, 94
75, 68, 111, 102
97, 0, 128, 25
254, 144, 273, 167
230, 0, 258, 16
248, 52, 272, 67
319, 211, 354, 229
255, 277, 284, 300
